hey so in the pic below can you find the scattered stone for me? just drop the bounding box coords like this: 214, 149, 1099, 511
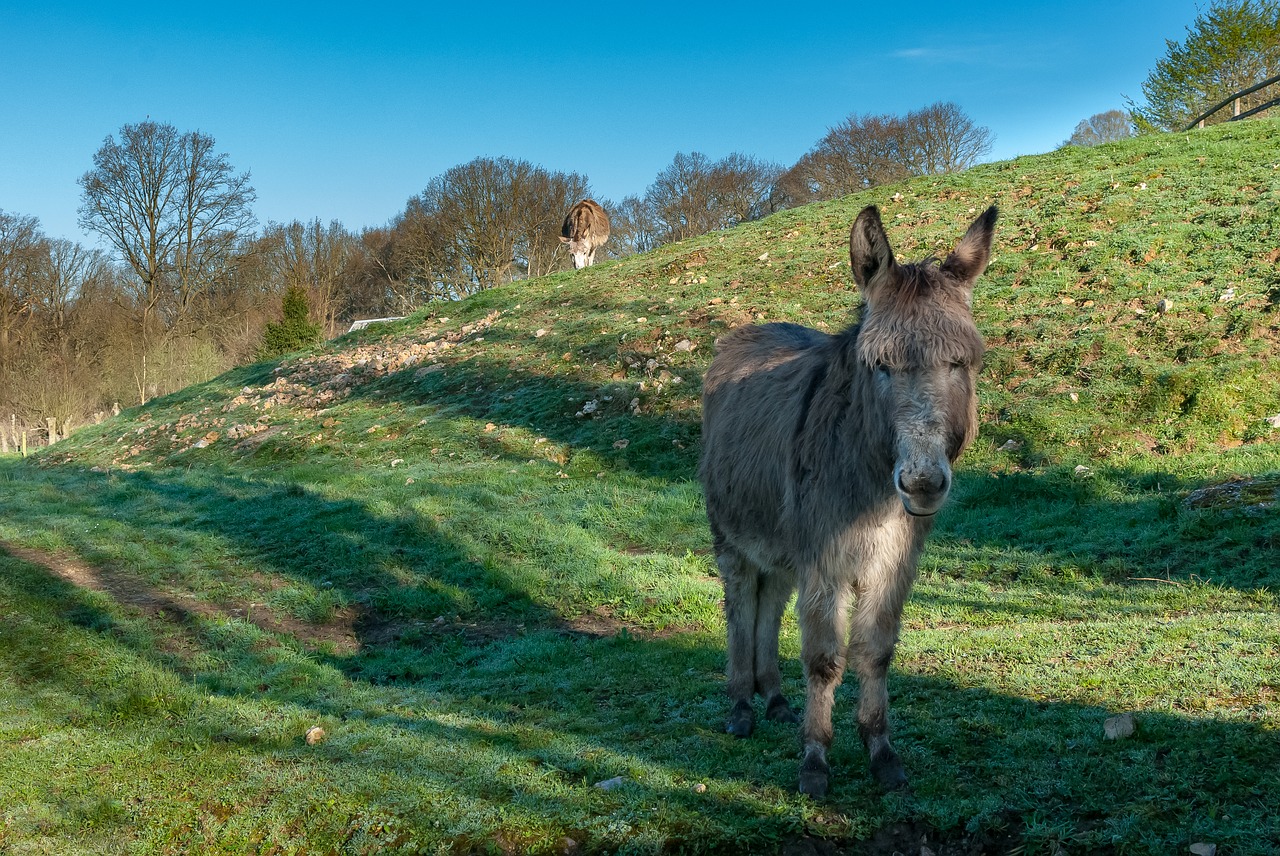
692, 782, 707, 794
674, 339, 694, 352
305, 726, 327, 745
1069, 392, 1079, 402
1156, 298, 1173, 313
999, 439, 1023, 452
1103, 713, 1135, 740
594, 776, 626, 791
1074, 465, 1093, 479
534, 329, 548, 338
757, 252, 769, 261
613, 439, 630, 450
390, 459, 405, 468
1219, 288, 1236, 302
1267, 414, 1280, 428
1190, 844, 1216, 856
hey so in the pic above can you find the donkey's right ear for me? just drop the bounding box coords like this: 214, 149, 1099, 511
849, 205, 897, 292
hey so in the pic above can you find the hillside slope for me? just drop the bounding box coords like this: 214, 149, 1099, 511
48, 116, 1280, 478
3, 118, 1279, 855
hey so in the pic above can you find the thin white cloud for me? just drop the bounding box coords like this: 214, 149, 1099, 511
891, 46, 988, 63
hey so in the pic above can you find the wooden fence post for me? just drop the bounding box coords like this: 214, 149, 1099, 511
21, 431, 28, 457
47, 417, 59, 445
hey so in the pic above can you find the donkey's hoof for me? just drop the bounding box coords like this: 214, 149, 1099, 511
725, 700, 755, 738
870, 752, 909, 791
798, 754, 830, 798
798, 768, 830, 798
764, 694, 800, 724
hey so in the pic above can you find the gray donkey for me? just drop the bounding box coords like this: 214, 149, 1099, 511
699, 204, 997, 797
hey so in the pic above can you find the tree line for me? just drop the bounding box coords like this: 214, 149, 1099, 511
0, 101, 994, 447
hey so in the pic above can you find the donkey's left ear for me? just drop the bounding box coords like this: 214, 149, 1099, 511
941, 205, 998, 284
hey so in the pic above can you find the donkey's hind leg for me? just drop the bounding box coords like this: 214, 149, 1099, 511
756, 568, 799, 725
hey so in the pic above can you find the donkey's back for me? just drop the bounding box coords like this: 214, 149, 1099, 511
700, 321, 859, 558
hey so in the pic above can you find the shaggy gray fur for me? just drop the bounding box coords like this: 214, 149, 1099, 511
699, 204, 997, 796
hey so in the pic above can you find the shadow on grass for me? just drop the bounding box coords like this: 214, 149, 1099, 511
3, 541, 1278, 854
3, 438, 1279, 853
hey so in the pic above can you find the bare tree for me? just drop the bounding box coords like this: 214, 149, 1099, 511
607, 195, 662, 257
518, 169, 590, 278
645, 151, 781, 245
0, 210, 42, 366
78, 120, 256, 347
392, 156, 593, 300
779, 103, 993, 207
905, 102, 995, 174
809, 113, 913, 198
1062, 110, 1135, 147
32, 238, 111, 363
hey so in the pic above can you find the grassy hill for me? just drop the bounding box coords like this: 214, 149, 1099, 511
2, 118, 1279, 855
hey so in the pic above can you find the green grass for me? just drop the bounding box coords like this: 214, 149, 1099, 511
2, 119, 1280, 854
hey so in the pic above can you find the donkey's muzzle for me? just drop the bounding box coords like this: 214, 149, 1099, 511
894, 462, 951, 517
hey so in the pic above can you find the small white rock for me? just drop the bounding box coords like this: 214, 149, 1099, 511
594, 776, 626, 790
1103, 713, 1135, 740
305, 726, 327, 745
1190, 844, 1217, 856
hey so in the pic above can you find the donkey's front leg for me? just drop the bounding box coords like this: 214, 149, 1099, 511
796, 577, 851, 797
848, 568, 915, 790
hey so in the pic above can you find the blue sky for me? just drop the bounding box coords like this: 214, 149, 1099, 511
1, 1, 1202, 247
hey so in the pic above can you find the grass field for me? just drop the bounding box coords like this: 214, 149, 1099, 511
2, 118, 1279, 854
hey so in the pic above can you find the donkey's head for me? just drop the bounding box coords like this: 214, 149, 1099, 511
560, 235, 594, 270
850, 204, 995, 517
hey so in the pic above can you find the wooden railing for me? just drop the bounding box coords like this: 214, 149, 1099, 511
1184, 72, 1280, 130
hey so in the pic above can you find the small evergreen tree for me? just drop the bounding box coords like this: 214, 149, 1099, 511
1130, 0, 1280, 131
259, 284, 321, 359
